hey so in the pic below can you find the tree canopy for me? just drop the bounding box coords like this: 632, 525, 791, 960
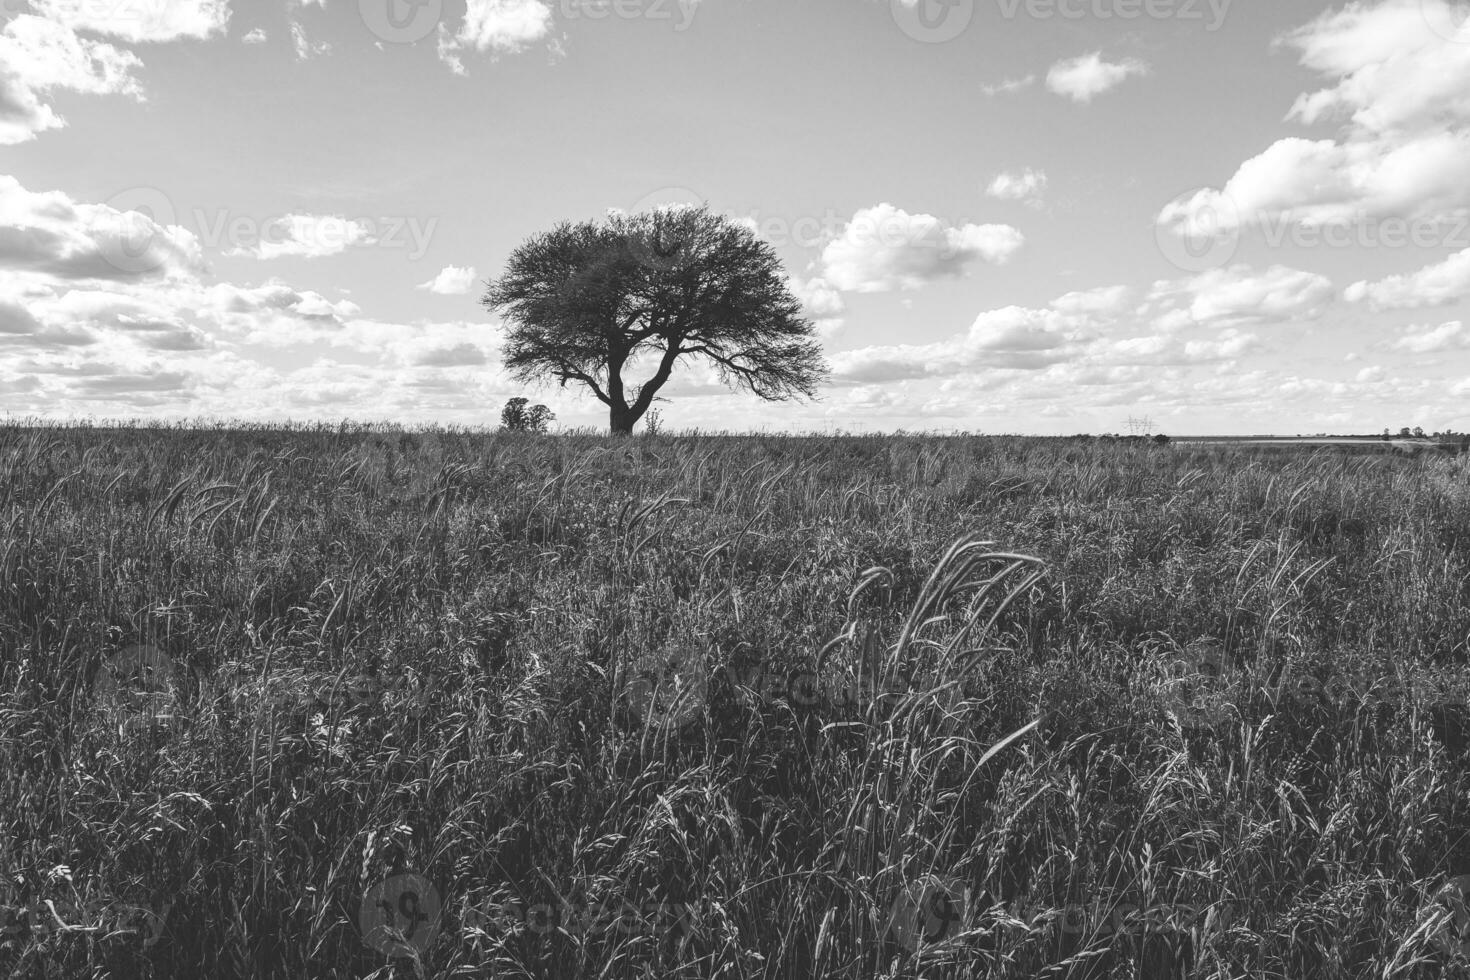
483, 205, 828, 434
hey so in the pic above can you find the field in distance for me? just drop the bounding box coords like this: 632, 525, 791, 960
2, 424, 1469, 979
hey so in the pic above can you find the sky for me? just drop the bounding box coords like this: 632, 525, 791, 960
1, 0, 1469, 435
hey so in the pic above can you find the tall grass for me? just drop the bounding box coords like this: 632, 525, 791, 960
2, 424, 1469, 977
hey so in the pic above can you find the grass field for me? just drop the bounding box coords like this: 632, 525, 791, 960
3, 424, 1470, 978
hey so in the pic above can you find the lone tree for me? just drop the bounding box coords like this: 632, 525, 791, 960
500, 396, 554, 432
484, 204, 828, 435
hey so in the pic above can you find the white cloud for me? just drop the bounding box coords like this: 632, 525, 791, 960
0, 175, 204, 282
1387, 320, 1467, 353
438, 0, 556, 71
1050, 285, 1131, 316
789, 275, 845, 337
1045, 52, 1149, 104
417, 265, 480, 295
0, 177, 520, 420
1344, 247, 1470, 310
982, 74, 1035, 97
819, 204, 1023, 293
29, 0, 232, 43
291, 22, 331, 59
241, 28, 268, 44
829, 299, 1105, 384
1146, 265, 1334, 327
227, 214, 376, 260
1160, 1, 1470, 238
0, 15, 143, 145
986, 169, 1047, 208
411, 342, 490, 367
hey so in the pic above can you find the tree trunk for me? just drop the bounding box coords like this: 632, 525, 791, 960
609, 404, 638, 435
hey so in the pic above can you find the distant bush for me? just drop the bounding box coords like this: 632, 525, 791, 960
500, 397, 554, 433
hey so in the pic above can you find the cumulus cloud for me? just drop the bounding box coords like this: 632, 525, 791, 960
1344, 247, 1470, 310
819, 204, 1023, 293
29, 0, 232, 43
291, 22, 332, 59
0, 15, 143, 145
0, 179, 520, 419
0, 175, 205, 282
1388, 320, 1467, 353
1146, 265, 1335, 327
828, 289, 1116, 384
417, 265, 480, 295
242, 28, 268, 44
1160, 1, 1470, 239
1045, 52, 1149, 103
227, 214, 376, 260
411, 342, 489, 367
985, 169, 1047, 208
982, 74, 1035, 97
1051, 285, 1131, 316
437, 0, 557, 71
789, 275, 845, 337
828, 262, 1333, 391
